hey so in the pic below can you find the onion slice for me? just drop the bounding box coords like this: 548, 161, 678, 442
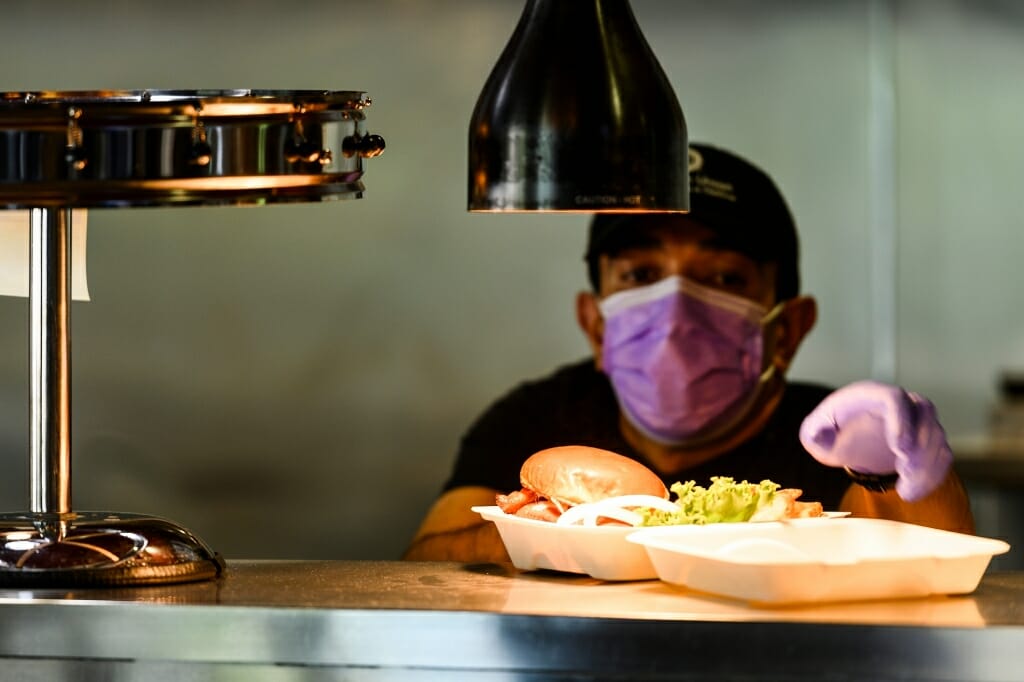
555, 495, 680, 527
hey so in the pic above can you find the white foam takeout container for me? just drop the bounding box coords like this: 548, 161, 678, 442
626, 517, 1011, 605
472, 505, 658, 581
473, 505, 846, 582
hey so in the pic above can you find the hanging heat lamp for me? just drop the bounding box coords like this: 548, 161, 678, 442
468, 0, 688, 213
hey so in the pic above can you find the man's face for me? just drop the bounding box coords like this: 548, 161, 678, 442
597, 219, 778, 308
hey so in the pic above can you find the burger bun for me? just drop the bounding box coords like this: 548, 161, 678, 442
520, 445, 668, 507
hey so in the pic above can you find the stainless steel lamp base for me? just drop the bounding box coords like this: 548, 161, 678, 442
0, 91, 385, 590
0, 511, 224, 587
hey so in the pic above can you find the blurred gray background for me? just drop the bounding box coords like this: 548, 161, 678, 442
0, 0, 1021, 560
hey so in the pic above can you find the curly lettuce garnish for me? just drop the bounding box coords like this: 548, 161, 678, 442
638, 476, 781, 526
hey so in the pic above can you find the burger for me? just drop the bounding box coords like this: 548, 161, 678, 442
494, 445, 824, 526
495, 445, 669, 523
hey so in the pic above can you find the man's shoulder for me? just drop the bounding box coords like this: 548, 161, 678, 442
444, 359, 618, 494
462, 357, 618, 446
493, 358, 605, 405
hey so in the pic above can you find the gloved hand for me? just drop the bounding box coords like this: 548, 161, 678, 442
799, 380, 952, 502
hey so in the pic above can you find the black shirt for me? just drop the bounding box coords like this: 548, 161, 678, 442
443, 358, 852, 509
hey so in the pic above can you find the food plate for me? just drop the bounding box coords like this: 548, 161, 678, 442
627, 518, 1011, 605
472, 505, 658, 581
473, 505, 849, 582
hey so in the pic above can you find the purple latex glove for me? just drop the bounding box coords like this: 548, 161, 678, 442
799, 380, 952, 502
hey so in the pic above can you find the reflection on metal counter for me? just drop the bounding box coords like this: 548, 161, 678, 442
2, 561, 1024, 680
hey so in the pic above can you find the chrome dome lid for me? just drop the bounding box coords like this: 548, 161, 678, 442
0, 89, 385, 208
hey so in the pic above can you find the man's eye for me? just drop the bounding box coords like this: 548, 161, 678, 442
706, 271, 749, 291
622, 266, 663, 286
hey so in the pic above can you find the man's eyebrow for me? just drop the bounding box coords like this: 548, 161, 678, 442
605, 235, 662, 256
696, 235, 743, 252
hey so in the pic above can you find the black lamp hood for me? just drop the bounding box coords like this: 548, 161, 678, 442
468, 0, 688, 213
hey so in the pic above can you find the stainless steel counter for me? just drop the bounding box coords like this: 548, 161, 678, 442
1, 560, 1023, 680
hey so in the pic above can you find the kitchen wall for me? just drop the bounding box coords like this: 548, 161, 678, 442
0, 0, 1021, 560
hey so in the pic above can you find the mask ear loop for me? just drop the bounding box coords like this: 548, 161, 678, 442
759, 300, 792, 377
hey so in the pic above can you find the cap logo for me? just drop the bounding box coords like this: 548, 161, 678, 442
688, 148, 703, 173
689, 148, 737, 203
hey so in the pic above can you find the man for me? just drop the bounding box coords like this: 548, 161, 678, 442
403, 143, 974, 563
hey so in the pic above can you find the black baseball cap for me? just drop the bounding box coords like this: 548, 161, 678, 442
585, 143, 800, 299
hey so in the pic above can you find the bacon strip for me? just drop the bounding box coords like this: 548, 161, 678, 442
749, 488, 823, 522
778, 488, 824, 518
495, 488, 537, 515
514, 501, 561, 523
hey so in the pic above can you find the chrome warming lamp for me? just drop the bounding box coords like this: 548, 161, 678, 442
469, 0, 688, 213
0, 89, 384, 586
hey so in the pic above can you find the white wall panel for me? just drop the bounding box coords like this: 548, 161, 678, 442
0, 0, 1016, 559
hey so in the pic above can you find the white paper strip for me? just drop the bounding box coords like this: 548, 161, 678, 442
0, 209, 91, 301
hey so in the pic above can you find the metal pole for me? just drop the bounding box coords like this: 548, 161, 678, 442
29, 207, 72, 515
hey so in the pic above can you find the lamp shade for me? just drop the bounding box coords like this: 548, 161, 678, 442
468, 0, 688, 213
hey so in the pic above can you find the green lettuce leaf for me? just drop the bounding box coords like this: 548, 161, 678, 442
638, 476, 781, 526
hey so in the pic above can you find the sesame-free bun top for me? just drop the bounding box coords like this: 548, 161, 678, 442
519, 445, 669, 507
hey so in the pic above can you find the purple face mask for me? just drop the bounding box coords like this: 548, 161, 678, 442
599, 276, 782, 445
